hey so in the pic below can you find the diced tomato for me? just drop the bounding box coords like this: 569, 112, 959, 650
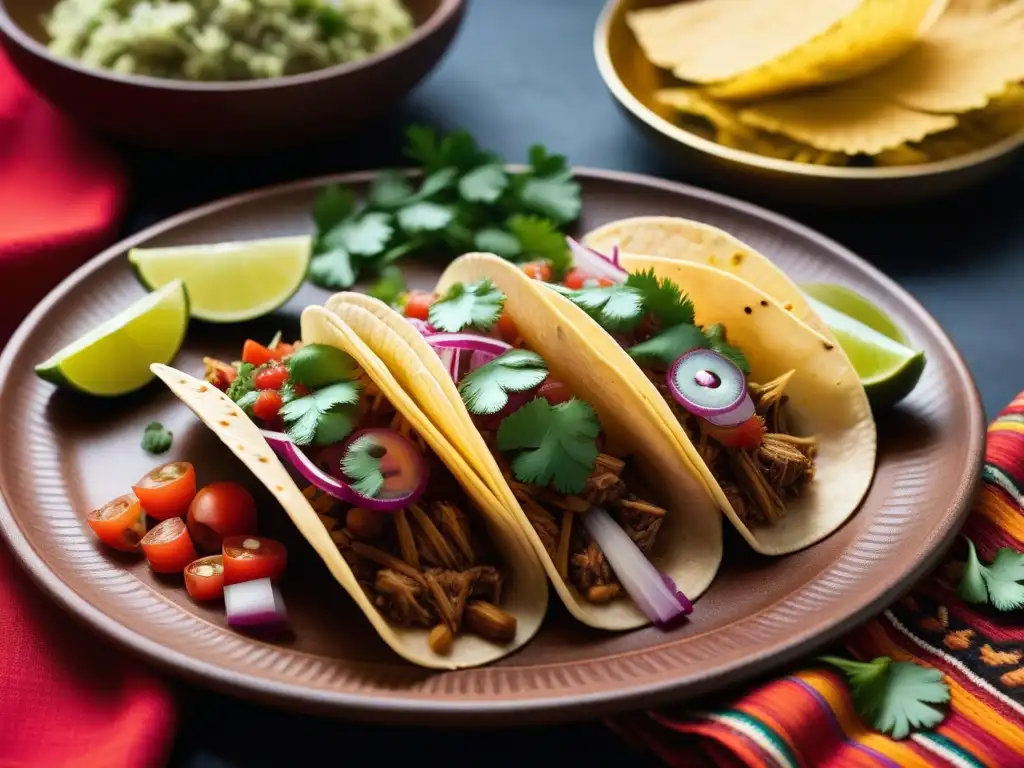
253, 363, 289, 391
563, 268, 589, 290
252, 390, 283, 423
184, 555, 225, 601
521, 260, 553, 282
497, 311, 519, 344
141, 517, 198, 573
87, 494, 146, 552
403, 290, 434, 321
596, 277, 616, 287
538, 378, 573, 405
204, 357, 237, 391
704, 415, 765, 449
222, 536, 288, 585
240, 339, 280, 366
187, 482, 258, 553
131, 461, 197, 521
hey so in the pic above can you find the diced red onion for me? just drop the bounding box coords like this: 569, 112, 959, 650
224, 577, 289, 629
260, 428, 428, 512
666, 349, 754, 428
426, 333, 511, 356
582, 506, 691, 628
566, 237, 627, 284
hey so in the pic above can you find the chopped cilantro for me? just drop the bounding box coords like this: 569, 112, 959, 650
704, 323, 750, 375
341, 433, 386, 498
428, 279, 505, 333
497, 398, 601, 495
279, 381, 362, 446
629, 323, 710, 367
550, 282, 645, 332
626, 268, 695, 327
141, 422, 172, 454
225, 363, 255, 402
286, 344, 357, 390
368, 265, 407, 306
958, 537, 1024, 610
820, 656, 949, 740
278, 380, 298, 405
458, 350, 548, 415
307, 125, 580, 290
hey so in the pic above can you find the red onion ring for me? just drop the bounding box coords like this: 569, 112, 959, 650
566, 237, 627, 284
666, 349, 754, 428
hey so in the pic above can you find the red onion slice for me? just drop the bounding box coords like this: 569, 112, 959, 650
224, 577, 288, 629
405, 317, 436, 336
667, 348, 754, 428
566, 237, 627, 284
582, 506, 691, 628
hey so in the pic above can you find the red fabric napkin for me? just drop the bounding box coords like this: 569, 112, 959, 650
0, 49, 174, 767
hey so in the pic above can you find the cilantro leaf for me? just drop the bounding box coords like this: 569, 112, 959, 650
369, 170, 413, 209
428, 279, 506, 333
368, 265, 406, 306
958, 538, 1024, 611
553, 283, 645, 332
518, 176, 582, 225
309, 248, 357, 289
497, 398, 600, 495
397, 202, 454, 233
704, 323, 750, 375
458, 164, 508, 204
821, 656, 949, 740
141, 421, 172, 454
627, 268, 695, 327
507, 214, 570, 272
279, 380, 297, 405
225, 363, 255, 402
313, 184, 355, 232
528, 144, 570, 177
403, 125, 493, 174
279, 381, 362, 446
287, 344, 357, 390
474, 228, 523, 259
458, 350, 548, 415
323, 211, 393, 257
341, 433, 386, 498
417, 167, 459, 199
629, 323, 710, 366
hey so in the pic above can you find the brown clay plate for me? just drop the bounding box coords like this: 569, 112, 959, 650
0, 169, 984, 725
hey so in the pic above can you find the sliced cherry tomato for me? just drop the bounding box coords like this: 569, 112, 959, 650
521, 260, 553, 282
252, 390, 283, 423
253, 363, 289, 391
241, 339, 288, 366
563, 268, 589, 290
403, 290, 434, 321
497, 311, 519, 344
132, 461, 197, 521
538, 378, 573, 405
222, 536, 288, 585
187, 482, 258, 553
204, 357, 238, 391
704, 414, 765, 449
184, 555, 225, 601
141, 517, 198, 573
87, 494, 146, 552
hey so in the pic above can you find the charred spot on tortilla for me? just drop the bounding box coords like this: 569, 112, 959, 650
258, 456, 269, 463
731, 252, 744, 266
824, 341, 835, 350
759, 300, 769, 307
219, 420, 230, 427
197, 385, 208, 392
784, 303, 794, 311
744, 306, 753, 314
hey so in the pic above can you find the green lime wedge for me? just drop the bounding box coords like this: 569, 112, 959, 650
35, 280, 189, 397
128, 235, 311, 323
802, 286, 926, 408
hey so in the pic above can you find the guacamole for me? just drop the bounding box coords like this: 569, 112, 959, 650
45, 0, 415, 81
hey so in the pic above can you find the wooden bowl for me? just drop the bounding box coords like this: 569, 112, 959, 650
593, 0, 1024, 207
0, 0, 465, 153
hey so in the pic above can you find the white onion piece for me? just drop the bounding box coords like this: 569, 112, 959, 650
582, 507, 692, 627
224, 577, 289, 628
566, 237, 627, 284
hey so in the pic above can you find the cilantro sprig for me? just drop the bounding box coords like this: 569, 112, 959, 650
341, 433, 387, 498
308, 126, 581, 289
459, 350, 548, 415
141, 422, 172, 454
497, 398, 600, 495
821, 656, 950, 740
280, 381, 362, 446
958, 537, 1024, 610
428, 279, 506, 333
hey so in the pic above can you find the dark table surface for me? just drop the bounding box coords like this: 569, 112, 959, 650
105, 0, 1024, 764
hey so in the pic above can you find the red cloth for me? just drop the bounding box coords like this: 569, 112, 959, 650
0, 49, 174, 767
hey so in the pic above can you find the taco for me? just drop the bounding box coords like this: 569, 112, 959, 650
324, 277, 723, 632
384, 250, 875, 557
150, 305, 547, 669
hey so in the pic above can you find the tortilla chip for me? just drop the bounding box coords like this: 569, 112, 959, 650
626, 0, 860, 84
852, 3, 1024, 113
708, 0, 941, 101
737, 80, 957, 154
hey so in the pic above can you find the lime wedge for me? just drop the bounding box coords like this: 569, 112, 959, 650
802, 288, 926, 408
802, 282, 908, 344
35, 280, 189, 397
128, 236, 311, 323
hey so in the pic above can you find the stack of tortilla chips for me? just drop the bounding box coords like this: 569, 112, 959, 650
628, 0, 1024, 166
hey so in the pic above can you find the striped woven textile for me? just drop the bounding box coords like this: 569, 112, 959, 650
609, 393, 1024, 767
